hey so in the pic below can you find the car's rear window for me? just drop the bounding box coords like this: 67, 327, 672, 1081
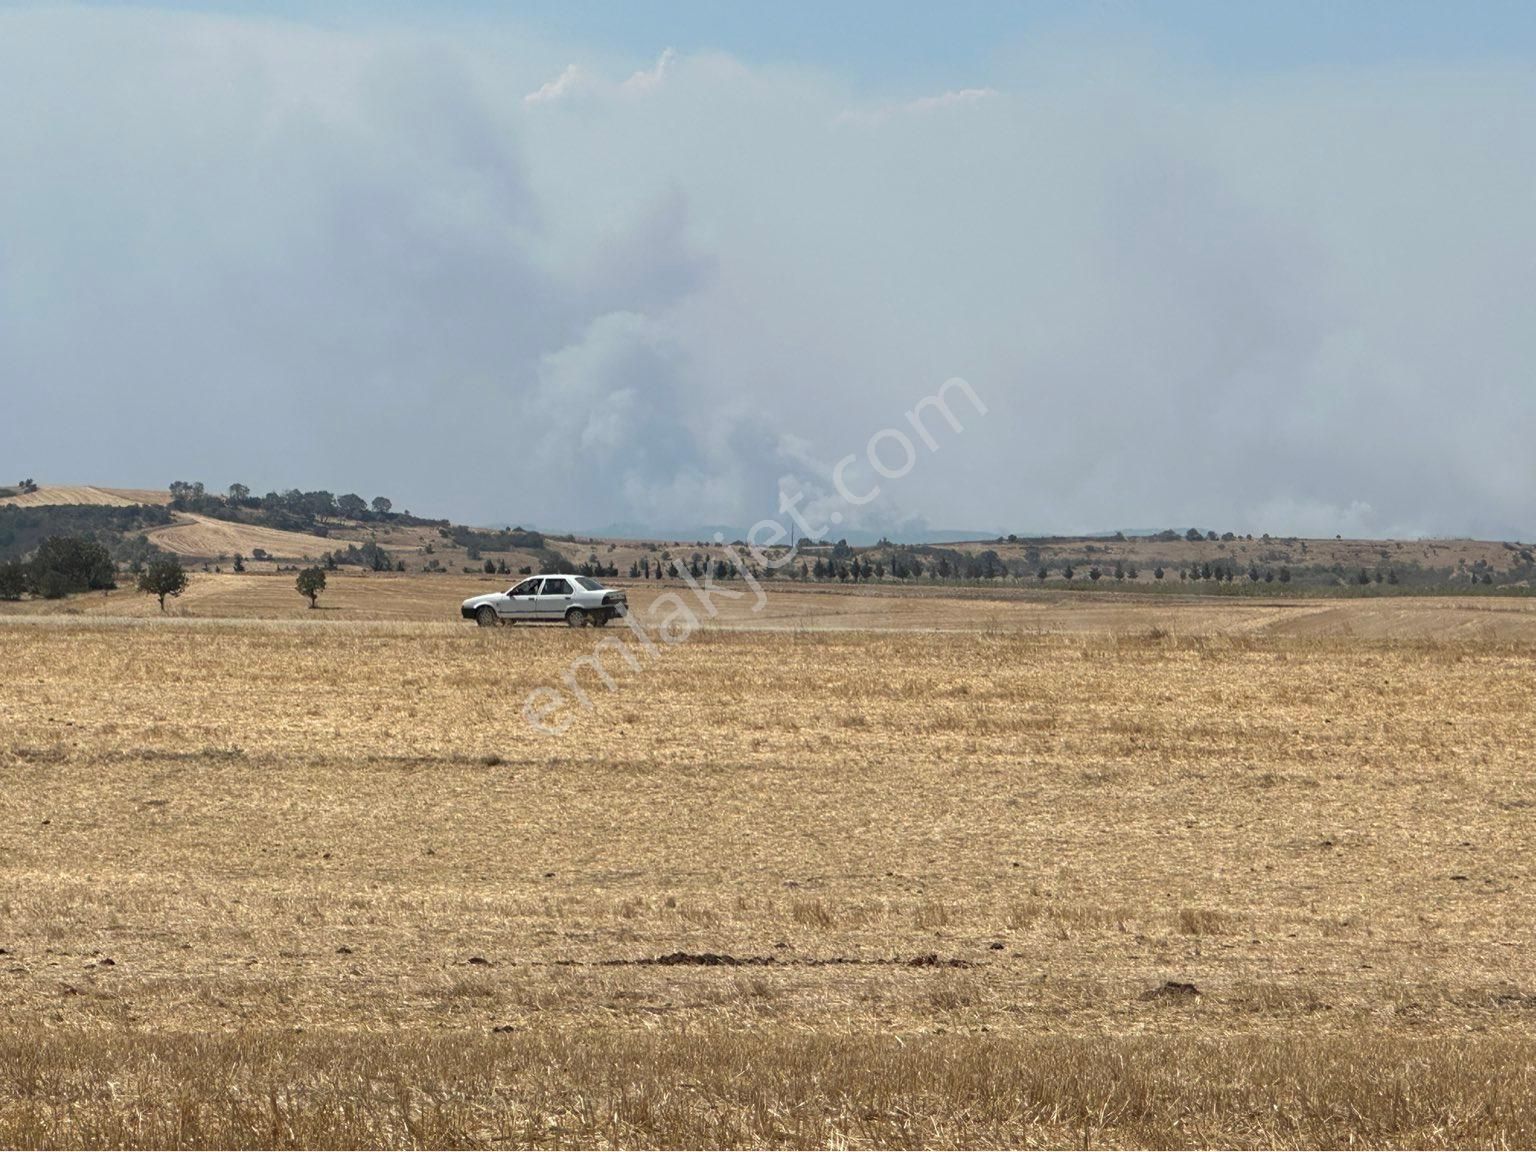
575, 577, 606, 591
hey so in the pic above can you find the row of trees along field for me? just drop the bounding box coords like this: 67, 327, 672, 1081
167, 481, 448, 534
615, 552, 1297, 585
605, 539, 1529, 591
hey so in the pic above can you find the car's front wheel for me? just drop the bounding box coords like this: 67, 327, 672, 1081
565, 607, 588, 628
476, 606, 499, 628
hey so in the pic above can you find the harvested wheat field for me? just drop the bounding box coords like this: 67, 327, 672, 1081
0, 484, 169, 508
2, 590, 1536, 1147
144, 513, 339, 563
12, 569, 1536, 642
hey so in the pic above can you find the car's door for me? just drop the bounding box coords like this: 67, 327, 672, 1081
535, 577, 573, 619
503, 578, 542, 620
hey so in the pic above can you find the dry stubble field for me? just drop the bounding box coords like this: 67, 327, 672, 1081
3, 577, 1536, 1147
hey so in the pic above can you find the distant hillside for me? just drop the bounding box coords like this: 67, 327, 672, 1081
824, 532, 1535, 592
3, 480, 1533, 595
0, 503, 173, 564
145, 514, 341, 562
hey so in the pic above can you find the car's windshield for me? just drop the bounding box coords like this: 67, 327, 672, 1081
575, 576, 606, 591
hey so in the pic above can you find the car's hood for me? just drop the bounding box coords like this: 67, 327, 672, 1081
461, 593, 505, 609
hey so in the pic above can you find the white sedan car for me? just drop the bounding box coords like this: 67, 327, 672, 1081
461, 574, 628, 628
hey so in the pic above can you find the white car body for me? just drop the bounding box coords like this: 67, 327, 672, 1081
461, 574, 628, 627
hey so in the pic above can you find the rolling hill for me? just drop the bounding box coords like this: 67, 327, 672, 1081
0, 485, 170, 508
3, 480, 1532, 591
145, 513, 340, 562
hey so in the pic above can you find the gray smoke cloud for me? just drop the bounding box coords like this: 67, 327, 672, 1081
1, 7, 1533, 538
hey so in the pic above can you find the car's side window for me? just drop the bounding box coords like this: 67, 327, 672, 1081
543, 579, 571, 595
511, 579, 539, 597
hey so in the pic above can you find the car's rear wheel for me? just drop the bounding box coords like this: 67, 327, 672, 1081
565, 607, 588, 628
476, 606, 499, 628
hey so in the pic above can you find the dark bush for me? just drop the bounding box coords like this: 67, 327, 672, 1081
26, 536, 116, 595
0, 560, 25, 600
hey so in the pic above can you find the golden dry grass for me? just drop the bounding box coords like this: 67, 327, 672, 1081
144, 513, 341, 562
0, 485, 169, 508
2, 589, 1536, 1146
12, 569, 1536, 642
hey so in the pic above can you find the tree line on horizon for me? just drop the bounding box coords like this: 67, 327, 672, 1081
168, 481, 420, 535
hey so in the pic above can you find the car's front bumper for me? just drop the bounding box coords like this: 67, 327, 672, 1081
461, 605, 478, 620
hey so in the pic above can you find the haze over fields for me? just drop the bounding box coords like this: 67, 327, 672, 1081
2, 3, 1535, 540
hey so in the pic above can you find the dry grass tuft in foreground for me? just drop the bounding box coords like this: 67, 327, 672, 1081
5, 1028, 1536, 1149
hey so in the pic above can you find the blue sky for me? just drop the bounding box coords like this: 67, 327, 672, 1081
511, 0, 1536, 77
59, 0, 1536, 85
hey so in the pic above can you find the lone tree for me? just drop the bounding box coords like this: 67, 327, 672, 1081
137, 555, 188, 612
296, 566, 327, 609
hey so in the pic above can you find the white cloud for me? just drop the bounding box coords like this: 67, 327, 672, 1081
622, 47, 676, 94
524, 63, 585, 105
523, 48, 677, 112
